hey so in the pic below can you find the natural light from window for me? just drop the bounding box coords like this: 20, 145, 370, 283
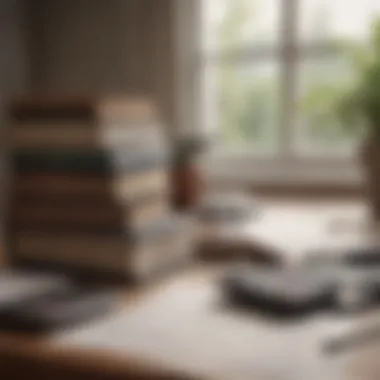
201, 0, 380, 159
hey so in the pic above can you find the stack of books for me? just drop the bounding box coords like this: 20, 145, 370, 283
7, 96, 193, 280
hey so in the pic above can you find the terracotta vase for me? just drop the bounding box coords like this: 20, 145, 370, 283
361, 136, 380, 221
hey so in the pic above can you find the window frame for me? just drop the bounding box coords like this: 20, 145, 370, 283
173, 0, 362, 185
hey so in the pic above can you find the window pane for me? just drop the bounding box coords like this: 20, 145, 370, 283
203, 0, 280, 51
299, 0, 380, 42
212, 61, 280, 153
295, 56, 361, 156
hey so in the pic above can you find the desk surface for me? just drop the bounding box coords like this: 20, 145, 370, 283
1, 200, 379, 380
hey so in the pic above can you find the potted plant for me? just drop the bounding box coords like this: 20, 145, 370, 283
333, 19, 380, 220
302, 19, 380, 220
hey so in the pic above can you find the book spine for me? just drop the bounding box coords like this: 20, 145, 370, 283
15, 235, 128, 272
13, 171, 169, 204
10, 123, 96, 149
11, 150, 169, 174
13, 198, 168, 231
14, 233, 155, 276
10, 124, 166, 150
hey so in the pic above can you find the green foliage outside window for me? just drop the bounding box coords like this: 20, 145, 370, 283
213, 0, 376, 151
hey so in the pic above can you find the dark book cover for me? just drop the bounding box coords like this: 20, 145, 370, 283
11, 213, 190, 245
8, 95, 155, 124
11, 149, 170, 174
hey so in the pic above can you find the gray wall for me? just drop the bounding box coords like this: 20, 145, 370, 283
0, 0, 29, 119
0, 0, 29, 254
27, 0, 177, 131
0, 0, 28, 94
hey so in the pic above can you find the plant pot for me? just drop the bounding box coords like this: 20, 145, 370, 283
170, 137, 208, 210
171, 158, 205, 210
361, 137, 380, 221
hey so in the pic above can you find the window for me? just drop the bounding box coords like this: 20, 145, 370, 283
200, 0, 380, 160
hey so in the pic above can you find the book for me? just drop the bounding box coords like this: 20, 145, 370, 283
12, 213, 192, 243
8, 95, 168, 154
13, 215, 193, 278
14, 237, 176, 277
13, 169, 169, 202
15, 233, 132, 272
9, 123, 166, 150
12, 197, 168, 231
8, 96, 156, 124
11, 149, 170, 174
7, 95, 178, 281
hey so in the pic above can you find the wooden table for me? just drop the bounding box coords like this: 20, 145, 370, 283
1, 200, 379, 380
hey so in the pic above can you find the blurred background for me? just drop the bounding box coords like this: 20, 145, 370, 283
2, 0, 380, 192
2, 1, 380, 379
